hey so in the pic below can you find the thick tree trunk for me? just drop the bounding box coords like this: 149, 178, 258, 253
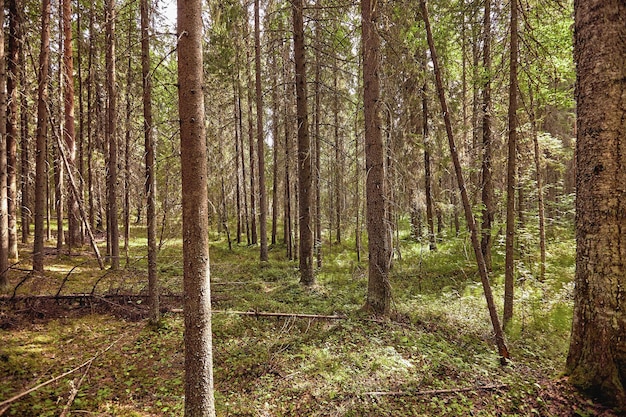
177, 0, 216, 413
141, 0, 159, 324
293, 0, 314, 285
566, 0, 626, 408
421, 0, 509, 363
33, 0, 51, 273
362, 0, 391, 316
480, 0, 494, 271
105, 0, 119, 270
63, 0, 80, 249
254, 0, 268, 262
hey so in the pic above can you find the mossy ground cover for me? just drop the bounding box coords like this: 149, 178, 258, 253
0, 226, 617, 416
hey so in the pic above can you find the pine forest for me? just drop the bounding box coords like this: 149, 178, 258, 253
1, 0, 625, 415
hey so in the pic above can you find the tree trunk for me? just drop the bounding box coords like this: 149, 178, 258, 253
76, 0, 85, 245
246, 44, 257, 246
54, 141, 64, 252
63, 0, 80, 249
6, 0, 19, 262
334, 60, 342, 245
566, 0, 626, 408
503, 0, 518, 328
270, 55, 279, 247
54, 116, 104, 269
423, 78, 436, 252
254, 0, 268, 262
141, 0, 159, 324
470, 19, 480, 204
178, 0, 216, 412
0, 0, 7, 287
420, 0, 509, 363
293, 0, 314, 285
354, 53, 362, 263
86, 3, 95, 231
220, 177, 232, 250
283, 47, 293, 260
480, 0, 494, 271
55, 11, 64, 253
529, 89, 545, 281
33, 0, 51, 273
235, 67, 250, 245
234, 85, 242, 245
106, 0, 119, 270
19, 3, 29, 244
362, 0, 391, 316
123, 19, 132, 265
313, 7, 322, 268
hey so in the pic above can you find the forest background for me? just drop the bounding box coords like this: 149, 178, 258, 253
0, 0, 613, 415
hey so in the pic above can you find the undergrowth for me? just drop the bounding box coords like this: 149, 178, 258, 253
0, 223, 615, 416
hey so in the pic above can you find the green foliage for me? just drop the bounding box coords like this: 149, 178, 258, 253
0, 210, 605, 416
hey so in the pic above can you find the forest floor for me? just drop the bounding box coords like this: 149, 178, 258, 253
0, 225, 620, 416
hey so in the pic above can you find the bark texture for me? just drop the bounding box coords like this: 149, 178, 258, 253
566, 0, 626, 409
178, 0, 216, 413
362, 0, 391, 315
293, 0, 314, 285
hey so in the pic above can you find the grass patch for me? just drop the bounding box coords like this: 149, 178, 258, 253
0, 224, 616, 416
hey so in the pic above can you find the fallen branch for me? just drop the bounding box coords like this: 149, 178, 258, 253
11, 272, 34, 299
0, 334, 124, 413
364, 384, 507, 397
169, 308, 346, 320
0, 293, 184, 302
59, 360, 93, 417
55, 259, 94, 298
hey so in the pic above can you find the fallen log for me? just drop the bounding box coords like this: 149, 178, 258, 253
363, 384, 508, 397
168, 308, 346, 320
0, 293, 183, 302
